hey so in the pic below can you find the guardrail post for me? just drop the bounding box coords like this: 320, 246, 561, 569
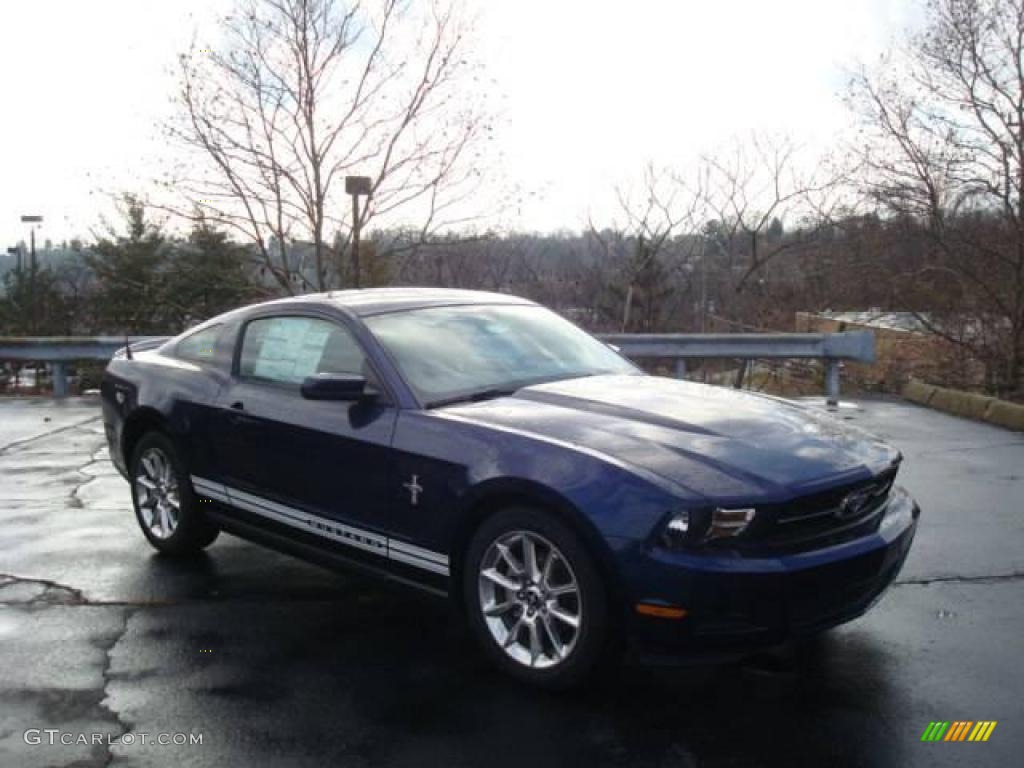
734, 359, 748, 389
51, 362, 68, 398
674, 359, 687, 379
824, 359, 840, 407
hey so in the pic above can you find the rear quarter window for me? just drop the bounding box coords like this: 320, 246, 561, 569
174, 324, 222, 363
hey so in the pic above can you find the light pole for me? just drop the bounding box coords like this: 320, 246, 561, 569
345, 176, 371, 288
20, 215, 43, 333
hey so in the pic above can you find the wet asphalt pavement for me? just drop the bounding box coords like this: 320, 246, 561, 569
0, 395, 1022, 767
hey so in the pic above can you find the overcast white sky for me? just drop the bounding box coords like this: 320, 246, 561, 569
0, 0, 922, 247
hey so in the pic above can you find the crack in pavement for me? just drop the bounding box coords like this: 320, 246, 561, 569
0, 573, 88, 605
96, 607, 134, 768
0, 572, 134, 766
912, 439, 1024, 457
0, 574, 178, 608
0, 573, 368, 608
68, 439, 111, 510
894, 571, 1024, 586
0, 414, 103, 455
0, 420, 109, 512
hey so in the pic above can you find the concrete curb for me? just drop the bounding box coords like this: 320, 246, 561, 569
903, 380, 1024, 431
903, 379, 936, 406
930, 388, 994, 421
984, 399, 1024, 431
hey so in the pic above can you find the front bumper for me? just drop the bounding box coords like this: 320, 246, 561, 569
614, 487, 919, 653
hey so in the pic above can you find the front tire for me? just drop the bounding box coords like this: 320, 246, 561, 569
130, 431, 218, 555
463, 506, 610, 688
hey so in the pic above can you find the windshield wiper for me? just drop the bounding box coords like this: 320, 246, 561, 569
426, 386, 520, 409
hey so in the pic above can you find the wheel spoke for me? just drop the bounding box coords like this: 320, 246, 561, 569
503, 614, 524, 648
137, 487, 157, 508
541, 549, 556, 588
522, 535, 541, 582
481, 567, 520, 592
548, 604, 580, 629
527, 620, 542, 666
548, 583, 577, 597
141, 456, 157, 480
484, 599, 517, 617
540, 614, 565, 659
158, 503, 172, 537
496, 542, 524, 576
136, 476, 157, 491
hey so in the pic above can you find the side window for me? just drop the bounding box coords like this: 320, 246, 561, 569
175, 324, 221, 363
238, 316, 366, 386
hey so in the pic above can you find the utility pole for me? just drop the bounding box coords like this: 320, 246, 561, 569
345, 176, 372, 289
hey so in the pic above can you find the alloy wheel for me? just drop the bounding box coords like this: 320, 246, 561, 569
134, 447, 180, 540
477, 530, 582, 669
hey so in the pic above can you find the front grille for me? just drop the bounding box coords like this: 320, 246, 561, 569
712, 466, 898, 555
776, 467, 896, 528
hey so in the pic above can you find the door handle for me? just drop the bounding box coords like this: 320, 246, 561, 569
226, 401, 255, 426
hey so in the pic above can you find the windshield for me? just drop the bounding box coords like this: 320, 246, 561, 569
364, 304, 639, 406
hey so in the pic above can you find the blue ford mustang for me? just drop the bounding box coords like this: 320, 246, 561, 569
101, 288, 919, 687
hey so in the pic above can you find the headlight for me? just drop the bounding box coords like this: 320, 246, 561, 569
661, 509, 694, 548
706, 507, 756, 541
660, 507, 756, 548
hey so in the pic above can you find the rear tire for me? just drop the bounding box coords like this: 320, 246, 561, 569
462, 506, 610, 689
130, 431, 219, 556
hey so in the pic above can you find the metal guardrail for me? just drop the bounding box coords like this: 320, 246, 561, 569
599, 331, 875, 362
0, 337, 167, 397
600, 331, 875, 406
2, 331, 875, 404
0, 336, 168, 360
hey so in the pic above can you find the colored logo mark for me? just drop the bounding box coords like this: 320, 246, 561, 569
921, 721, 997, 742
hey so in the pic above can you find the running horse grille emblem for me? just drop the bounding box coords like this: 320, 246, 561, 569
404, 474, 423, 506
836, 487, 873, 521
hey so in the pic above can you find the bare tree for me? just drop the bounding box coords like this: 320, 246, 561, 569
849, 0, 1024, 396
588, 164, 705, 331
164, 0, 490, 293
701, 134, 843, 295
586, 142, 843, 333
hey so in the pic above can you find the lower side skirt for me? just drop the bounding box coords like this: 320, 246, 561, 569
207, 506, 450, 599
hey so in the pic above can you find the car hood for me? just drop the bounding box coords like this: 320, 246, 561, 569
439, 374, 900, 502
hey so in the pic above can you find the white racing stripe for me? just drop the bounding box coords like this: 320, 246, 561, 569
389, 538, 450, 566
388, 548, 451, 576
189, 475, 449, 576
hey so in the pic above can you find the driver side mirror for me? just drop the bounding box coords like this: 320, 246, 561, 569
300, 373, 375, 402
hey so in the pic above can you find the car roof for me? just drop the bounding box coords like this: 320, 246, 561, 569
255, 287, 536, 317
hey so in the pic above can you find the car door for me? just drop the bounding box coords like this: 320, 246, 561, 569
169, 322, 234, 483
210, 312, 398, 541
